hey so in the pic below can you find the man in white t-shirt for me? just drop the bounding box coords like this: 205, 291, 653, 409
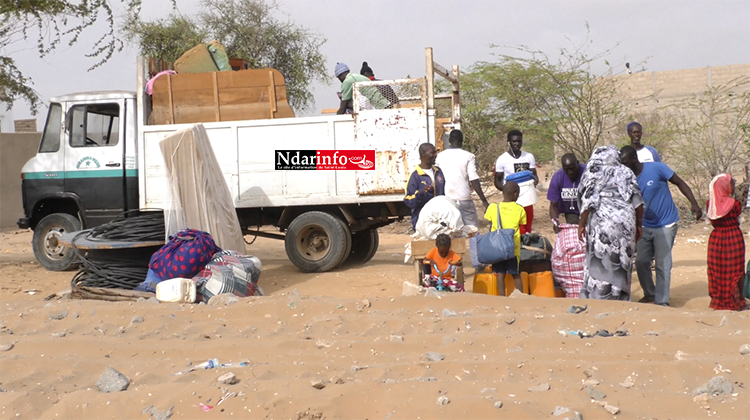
627, 122, 662, 163
494, 130, 538, 234
436, 129, 489, 227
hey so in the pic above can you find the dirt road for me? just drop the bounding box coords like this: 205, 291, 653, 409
1, 213, 749, 420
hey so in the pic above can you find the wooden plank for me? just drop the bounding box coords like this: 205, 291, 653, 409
212, 72, 221, 121
166, 74, 175, 124
71, 286, 155, 302
435, 117, 451, 151
397, 102, 423, 109
150, 103, 294, 125
217, 68, 287, 88
411, 238, 467, 258
268, 70, 277, 119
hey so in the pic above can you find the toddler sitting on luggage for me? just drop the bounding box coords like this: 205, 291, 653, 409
422, 233, 464, 292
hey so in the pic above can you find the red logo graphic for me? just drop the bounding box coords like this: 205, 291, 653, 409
317, 150, 375, 170
275, 150, 375, 170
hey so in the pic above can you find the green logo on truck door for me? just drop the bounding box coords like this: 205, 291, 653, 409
76, 156, 101, 169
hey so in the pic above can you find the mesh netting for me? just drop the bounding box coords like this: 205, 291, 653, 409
354, 79, 424, 112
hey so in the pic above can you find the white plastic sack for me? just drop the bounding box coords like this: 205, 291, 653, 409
415, 196, 465, 240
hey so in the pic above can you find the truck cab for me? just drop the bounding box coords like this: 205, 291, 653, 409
19, 91, 138, 270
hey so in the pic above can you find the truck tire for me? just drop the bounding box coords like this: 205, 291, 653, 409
344, 229, 379, 265
32, 213, 81, 271
285, 211, 351, 272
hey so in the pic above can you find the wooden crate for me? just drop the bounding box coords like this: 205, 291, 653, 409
411, 238, 467, 284
150, 68, 295, 125
229, 58, 249, 71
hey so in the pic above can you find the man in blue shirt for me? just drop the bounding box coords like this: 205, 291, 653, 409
620, 146, 702, 306
404, 143, 445, 230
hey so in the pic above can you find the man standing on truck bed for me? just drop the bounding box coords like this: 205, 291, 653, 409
335, 62, 389, 114
405, 143, 445, 230
435, 129, 489, 228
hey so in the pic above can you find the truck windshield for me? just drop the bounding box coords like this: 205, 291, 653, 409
39, 103, 62, 153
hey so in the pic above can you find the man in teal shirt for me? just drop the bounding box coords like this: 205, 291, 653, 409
334, 62, 389, 114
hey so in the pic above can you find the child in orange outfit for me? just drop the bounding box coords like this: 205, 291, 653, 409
422, 234, 464, 292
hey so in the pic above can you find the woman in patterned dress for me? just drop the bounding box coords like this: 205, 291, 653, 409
577, 146, 645, 300
706, 173, 746, 311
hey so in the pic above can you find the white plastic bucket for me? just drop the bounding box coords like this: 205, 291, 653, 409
516, 179, 538, 207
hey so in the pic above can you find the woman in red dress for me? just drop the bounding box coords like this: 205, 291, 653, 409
706, 173, 746, 311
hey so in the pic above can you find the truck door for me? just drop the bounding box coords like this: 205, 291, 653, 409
63, 100, 127, 227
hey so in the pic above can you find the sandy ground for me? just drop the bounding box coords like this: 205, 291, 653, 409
1, 187, 750, 419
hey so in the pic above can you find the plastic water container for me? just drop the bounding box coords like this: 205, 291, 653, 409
472, 266, 530, 296
504, 272, 530, 296
156, 278, 197, 303
472, 266, 498, 296
529, 271, 555, 297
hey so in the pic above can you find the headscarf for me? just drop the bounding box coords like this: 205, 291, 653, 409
627, 122, 641, 133
707, 173, 734, 220
361, 61, 373, 74
334, 62, 349, 77
578, 145, 640, 211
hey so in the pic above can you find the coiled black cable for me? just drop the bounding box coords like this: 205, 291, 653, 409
71, 246, 161, 289
87, 210, 165, 241
70, 210, 166, 290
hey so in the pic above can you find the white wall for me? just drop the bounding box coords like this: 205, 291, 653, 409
0, 106, 14, 133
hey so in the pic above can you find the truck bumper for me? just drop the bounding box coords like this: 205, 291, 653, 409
17, 218, 30, 230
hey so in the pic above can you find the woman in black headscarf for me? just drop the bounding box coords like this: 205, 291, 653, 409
360, 61, 399, 108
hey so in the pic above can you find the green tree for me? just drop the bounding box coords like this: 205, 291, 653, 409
123, 0, 328, 112
0, 0, 143, 112
122, 14, 206, 64
668, 77, 750, 203
461, 30, 636, 172
461, 59, 557, 173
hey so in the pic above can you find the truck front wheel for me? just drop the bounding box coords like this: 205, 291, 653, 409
32, 213, 81, 271
285, 211, 351, 272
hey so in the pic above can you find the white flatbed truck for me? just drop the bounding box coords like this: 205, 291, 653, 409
18, 48, 461, 272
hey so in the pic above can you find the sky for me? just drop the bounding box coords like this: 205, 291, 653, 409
6, 0, 750, 128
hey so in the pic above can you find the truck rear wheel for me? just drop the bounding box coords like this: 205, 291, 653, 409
32, 213, 81, 271
285, 211, 351, 272
345, 229, 379, 265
